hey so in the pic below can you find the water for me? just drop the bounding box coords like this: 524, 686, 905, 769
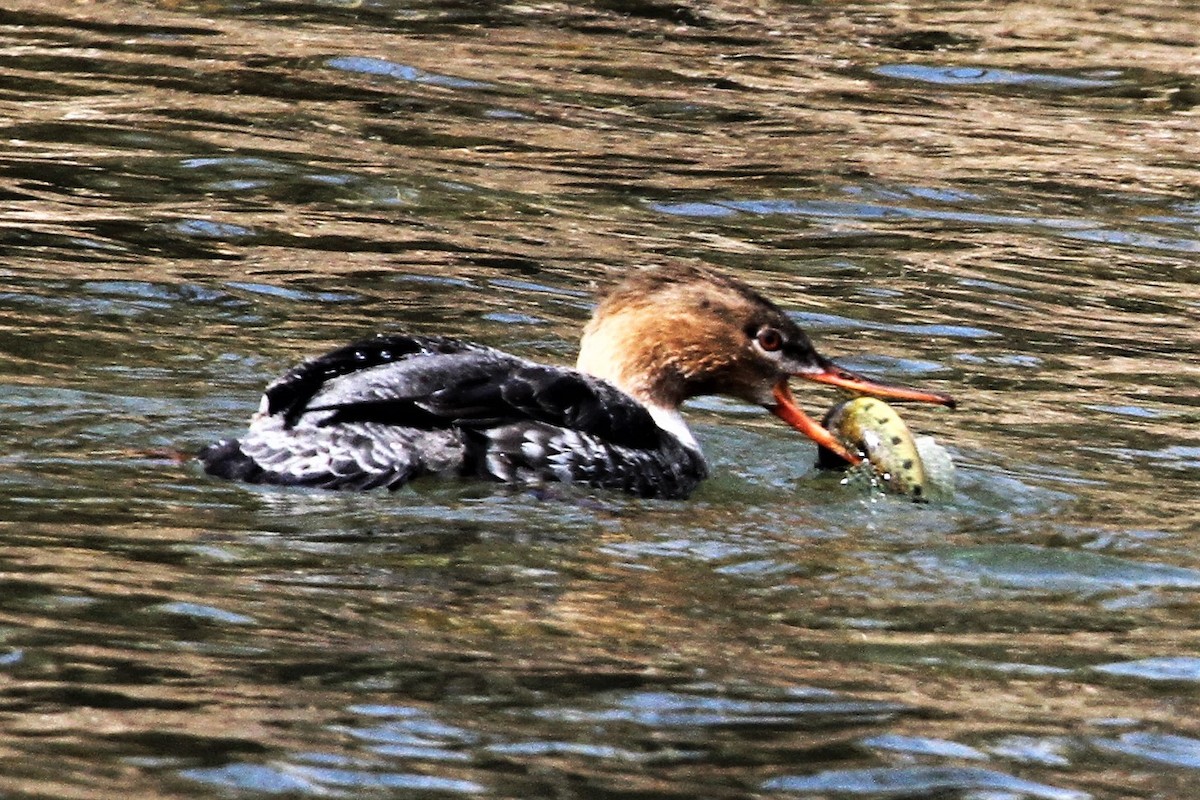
2, 1, 1199, 797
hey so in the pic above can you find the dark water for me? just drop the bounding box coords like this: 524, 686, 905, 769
2, 1, 1199, 797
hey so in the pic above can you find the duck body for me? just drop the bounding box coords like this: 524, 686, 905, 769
202, 266, 955, 498
200, 334, 708, 498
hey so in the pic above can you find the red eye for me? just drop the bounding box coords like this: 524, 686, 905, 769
756, 327, 783, 352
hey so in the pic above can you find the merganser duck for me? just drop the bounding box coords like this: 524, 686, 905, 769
201, 266, 955, 498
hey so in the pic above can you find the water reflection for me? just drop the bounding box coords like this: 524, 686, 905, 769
2, 0, 1200, 798
763, 766, 1090, 799
178, 682, 918, 797
650, 190, 1200, 254
325, 55, 494, 90
873, 63, 1121, 90
1092, 732, 1200, 770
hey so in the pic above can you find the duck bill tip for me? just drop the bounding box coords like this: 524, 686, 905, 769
797, 362, 957, 408
770, 382, 862, 465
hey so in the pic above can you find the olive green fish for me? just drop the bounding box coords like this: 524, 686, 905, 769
818, 397, 937, 501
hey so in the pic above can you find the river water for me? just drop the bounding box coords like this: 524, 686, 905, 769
2, 1, 1198, 798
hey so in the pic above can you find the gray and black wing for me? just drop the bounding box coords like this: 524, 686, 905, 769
200, 334, 706, 497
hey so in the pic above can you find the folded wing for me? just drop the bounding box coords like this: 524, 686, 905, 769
200, 335, 701, 495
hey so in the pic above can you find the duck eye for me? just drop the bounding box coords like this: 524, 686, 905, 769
756, 327, 783, 352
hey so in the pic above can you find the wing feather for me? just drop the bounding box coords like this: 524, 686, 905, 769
202, 333, 700, 495
277, 335, 666, 450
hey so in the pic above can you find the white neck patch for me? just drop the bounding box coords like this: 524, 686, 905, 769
645, 404, 702, 453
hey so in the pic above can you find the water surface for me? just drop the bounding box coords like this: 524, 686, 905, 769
2, 1, 1199, 798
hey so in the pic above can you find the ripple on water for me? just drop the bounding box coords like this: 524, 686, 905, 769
1089, 444, 1200, 472
988, 735, 1074, 767
483, 740, 670, 762
1091, 732, 1200, 769
177, 685, 908, 797
170, 152, 477, 211
1084, 404, 1169, 420
167, 219, 258, 240
225, 281, 359, 304
336, 704, 479, 757
872, 63, 1121, 90
860, 733, 988, 761
762, 765, 1089, 799
647, 188, 1200, 254
789, 310, 998, 341
181, 705, 487, 796
529, 687, 910, 729
912, 544, 1200, 594
1091, 656, 1200, 683
180, 761, 485, 796
180, 763, 319, 794
152, 601, 257, 626
324, 56, 493, 90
